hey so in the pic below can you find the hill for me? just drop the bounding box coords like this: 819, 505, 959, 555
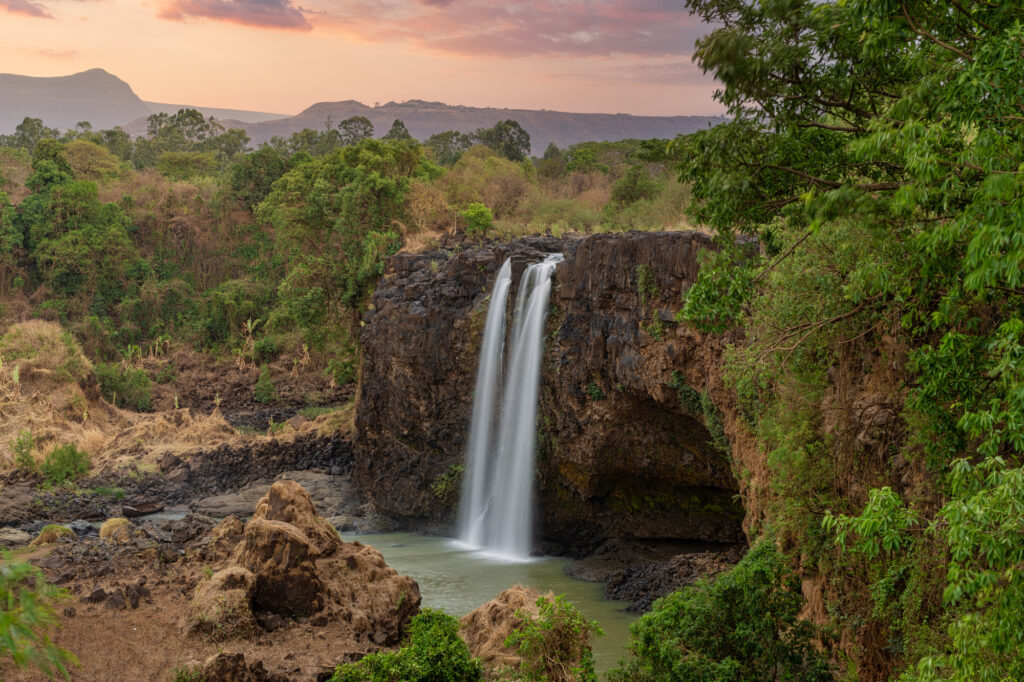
0, 69, 722, 149
143, 101, 288, 124
0, 68, 152, 132
239, 99, 724, 153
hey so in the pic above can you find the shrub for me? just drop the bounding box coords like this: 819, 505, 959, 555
431, 463, 464, 509
39, 444, 90, 487
635, 264, 659, 304
11, 429, 36, 472
609, 542, 831, 682
460, 202, 494, 238
329, 608, 481, 681
325, 356, 357, 387
253, 366, 279, 404
0, 556, 78, 677
505, 595, 603, 682
610, 166, 658, 205
94, 362, 152, 411
253, 335, 281, 364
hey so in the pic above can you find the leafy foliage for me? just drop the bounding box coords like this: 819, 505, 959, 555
0, 556, 77, 678
11, 429, 36, 472
39, 444, 90, 486
253, 366, 279, 404
610, 542, 830, 682
505, 594, 603, 682
674, 0, 1024, 678
329, 608, 481, 682
459, 202, 493, 238
94, 362, 153, 411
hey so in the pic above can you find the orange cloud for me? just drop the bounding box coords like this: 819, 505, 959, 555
160, 0, 312, 31
1, 0, 53, 17
314, 0, 708, 58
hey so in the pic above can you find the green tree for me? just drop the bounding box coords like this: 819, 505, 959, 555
1, 117, 60, 152
459, 202, 493, 238
474, 119, 531, 162
229, 147, 291, 211
258, 139, 437, 341
338, 116, 374, 146
425, 130, 474, 166
675, 0, 1024, 678
0, 557, 78, 678
611, 542, 830, 682
383, 119, 413, 141
330, 608, 481, 681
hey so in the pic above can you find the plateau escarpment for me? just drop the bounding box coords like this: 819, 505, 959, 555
355, 231, 745, 556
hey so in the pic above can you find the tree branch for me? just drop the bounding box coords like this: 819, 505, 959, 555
901, 3, 974, 62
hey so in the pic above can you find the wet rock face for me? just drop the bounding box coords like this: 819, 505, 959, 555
355, 231, 744, 554
355, 236, 570, 523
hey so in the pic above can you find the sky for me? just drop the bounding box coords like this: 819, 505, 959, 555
0, 0, 724, 117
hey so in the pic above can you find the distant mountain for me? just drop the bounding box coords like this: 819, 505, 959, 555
144, 102, 288, 124
239, 100, 724, 153
0, 69, 723, 150
0, 68, 152, 133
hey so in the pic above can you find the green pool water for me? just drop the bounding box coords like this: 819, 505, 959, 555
339, 532, 636, 676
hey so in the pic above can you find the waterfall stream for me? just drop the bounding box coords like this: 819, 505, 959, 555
458, 254, 564, 560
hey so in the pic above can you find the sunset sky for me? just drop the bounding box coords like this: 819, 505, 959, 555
0, 0, 723, 117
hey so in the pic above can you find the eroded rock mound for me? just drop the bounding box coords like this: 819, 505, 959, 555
459, 585, 547, 675
189, 566, 259, 641
188, 480, 421, 646
237, 518, 324, 616
250, 478, 341, 555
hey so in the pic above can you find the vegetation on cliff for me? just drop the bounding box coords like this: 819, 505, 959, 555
666, 0, 1024, 679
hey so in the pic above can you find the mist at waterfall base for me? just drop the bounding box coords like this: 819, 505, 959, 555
458, 254, 564, 561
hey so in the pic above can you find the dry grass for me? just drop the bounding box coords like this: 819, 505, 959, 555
459, 585, 551, 676
0, 320, 329, 476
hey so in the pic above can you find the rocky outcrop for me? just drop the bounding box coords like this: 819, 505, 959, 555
355, 231, 745, 555
189, 481, 422, 646
159, 433, 352, 496
459, 586, 548, 676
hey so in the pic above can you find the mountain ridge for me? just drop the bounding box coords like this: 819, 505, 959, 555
0, 69, 724, 151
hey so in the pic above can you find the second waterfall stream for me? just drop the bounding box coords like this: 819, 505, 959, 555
458, 254, 564, 560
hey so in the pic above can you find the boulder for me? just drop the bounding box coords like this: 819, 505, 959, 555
188, 566, 259, 641
0, 527, 32, 548
235, 518, 323, 617
319, 541, 421, 646
99, 517, 133, 544
29, 524, 73, 547
186, 481, 422, 648
249, 479, 341, 556
459, 586, 547, 675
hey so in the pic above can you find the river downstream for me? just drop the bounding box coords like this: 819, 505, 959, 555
341, 532, 636, 675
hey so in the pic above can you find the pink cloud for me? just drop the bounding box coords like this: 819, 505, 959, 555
1, 0, 53, 17
316, 0, 708, 58
160, 0, 312, 31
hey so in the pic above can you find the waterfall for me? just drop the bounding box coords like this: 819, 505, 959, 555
459, 254, 564, 560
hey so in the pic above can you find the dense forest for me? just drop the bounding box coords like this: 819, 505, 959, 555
0, 109, 687, 412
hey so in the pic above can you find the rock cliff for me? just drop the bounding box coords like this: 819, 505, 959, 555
355, 231, 745, 555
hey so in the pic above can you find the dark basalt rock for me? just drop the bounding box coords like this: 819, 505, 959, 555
354, 231, 746, 555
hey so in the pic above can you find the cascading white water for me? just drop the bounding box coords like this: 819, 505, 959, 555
458, 258, 513, 546
459, 254, 564, 560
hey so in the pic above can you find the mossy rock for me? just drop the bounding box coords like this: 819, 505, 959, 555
99, 517, 134, 543
29, 523, 74, 546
